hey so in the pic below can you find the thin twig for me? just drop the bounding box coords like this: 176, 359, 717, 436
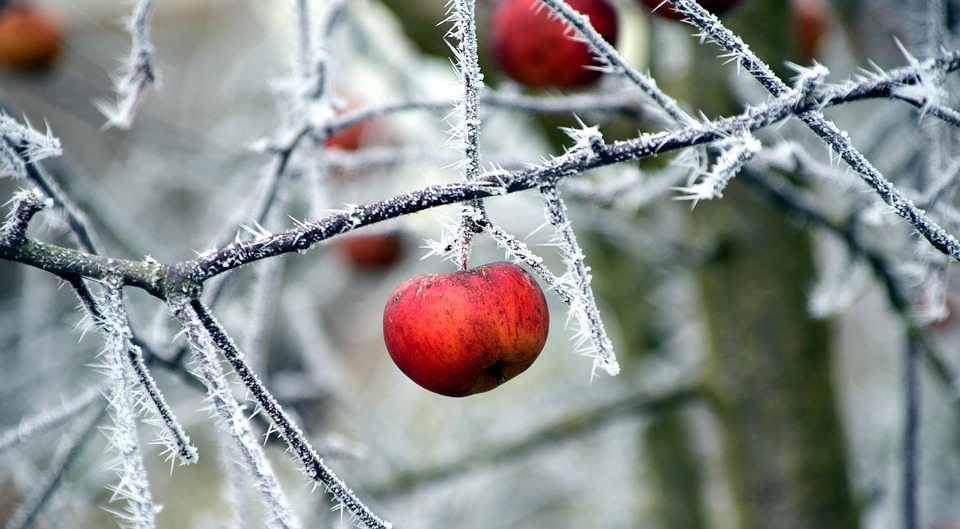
188, 299, 391, 529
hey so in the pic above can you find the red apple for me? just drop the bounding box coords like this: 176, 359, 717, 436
489, 0, 618, 88
791, 0, 828, 61
638, 0, 741, 21
336, 231, 405, 270
0, 4, 62, 71
383, 262, 550, 397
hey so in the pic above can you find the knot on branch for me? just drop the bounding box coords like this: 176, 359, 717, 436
562, 123, 605, 164
1, 189, 48, 248
789, 62, 829, 112
162, 263, 205, 302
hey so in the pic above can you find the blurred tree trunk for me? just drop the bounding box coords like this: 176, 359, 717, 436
693, 179, 859, 529
693, 1, 859, 529
687, 2, 860, 528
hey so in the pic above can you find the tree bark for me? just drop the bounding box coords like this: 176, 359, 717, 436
693, 178, 859, 529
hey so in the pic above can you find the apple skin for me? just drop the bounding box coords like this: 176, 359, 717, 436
638, 0, 741, 21
490, 0, 618, 88
0, 4, 62, 71
383, 262, 549, 397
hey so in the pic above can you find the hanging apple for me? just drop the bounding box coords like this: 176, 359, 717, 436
489, 0, 619, 88
382, 262, 550, 397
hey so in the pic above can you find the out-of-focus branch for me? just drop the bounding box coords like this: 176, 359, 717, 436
371, 382, 702, 498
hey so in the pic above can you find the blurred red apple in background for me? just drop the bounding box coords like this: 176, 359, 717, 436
791, 0, 828, 61
383, 262, 550, 397
336, 231, 405, 270
489, 0, 619, 88
325, 99, 371, 150
0, 3, 62, 71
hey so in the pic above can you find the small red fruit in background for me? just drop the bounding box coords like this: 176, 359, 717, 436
336, 231, 405, 270
383, 262, 550, 397
490, 0, 618, 88
638, 0, 741, 21
790, 0, 828, 61
0, 3, 62, 71
324, 100, 370, 151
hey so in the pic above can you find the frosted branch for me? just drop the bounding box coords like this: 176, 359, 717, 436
0, 189, 47, 248
670, 0, 960, 261
2, 134, 103, 254
0, 383, 103, 454
445, 0, 488, 269
188, 299, 392, 529
98, 279, 159, 529
484, 223, 575, 304
0, 114, 61, 178
97, 0, 159, 129
539, 0, 695, 128
74, 276, 198, 467
541, 185, 619, 377
168, 295, 303, 529
4, 407, 104, 529
673, 133, 761, 204
5, 51, 960, 294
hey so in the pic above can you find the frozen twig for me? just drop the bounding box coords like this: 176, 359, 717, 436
673, 133, 761, 205
188, 299, 392, 529
445, 0, 488, 269
75, 276, 198, 467
124, 337, 199, 466
484, 223, 574, 304
0, 114, 61, 178
541, 183, 619, 377
0, 189, 47, 248
0, 383, 103, 454
99, 279, 159, 529
97, 0, 159, 129
539, 0, 695, 128
1, 122, 102, 254
169, 295, 303, 529
671, 0, 960, 260
372, 381, 701, 497
4, 407, 105, 529
5, 52, 960, 291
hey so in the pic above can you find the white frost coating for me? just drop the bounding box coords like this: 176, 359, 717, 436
169, 296, 302, 529
99, 282, 159, 529
0, 114, 62, 178
541, 186, 620, 377
240, 222, 275, 240
562, 122, 604, 164
97, 0, 159, 129
673, 133, 761, 205
672, 0, 960, 262
0, 384, 103, 454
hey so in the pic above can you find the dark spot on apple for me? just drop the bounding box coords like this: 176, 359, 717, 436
484, 360, 508, 384
393, 293, 402, 304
